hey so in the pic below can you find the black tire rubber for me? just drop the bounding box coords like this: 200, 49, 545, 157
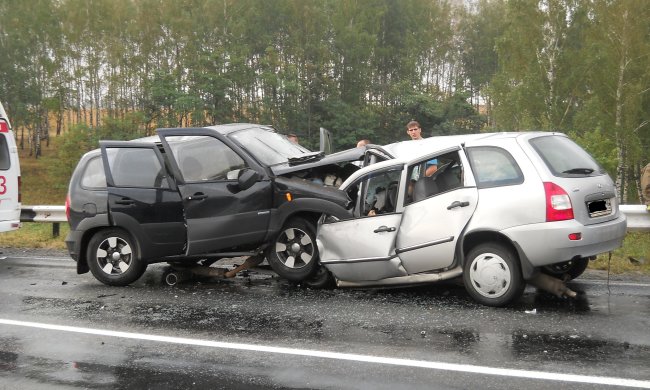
266, 218, 319, 282
86, 228, 147, 286
462, 243, 525, 307
542, 258, 589, 280
303, 265, 335, 289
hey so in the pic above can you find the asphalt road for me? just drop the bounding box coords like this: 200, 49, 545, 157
0, 248, 649, 389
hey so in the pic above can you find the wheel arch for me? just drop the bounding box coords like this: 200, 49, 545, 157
266, 198, 351, 241
461, 230, 535, 279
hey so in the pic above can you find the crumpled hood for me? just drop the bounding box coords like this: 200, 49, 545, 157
270, 147, 365, 176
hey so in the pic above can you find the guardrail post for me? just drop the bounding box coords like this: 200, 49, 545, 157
53, 223, 60, 238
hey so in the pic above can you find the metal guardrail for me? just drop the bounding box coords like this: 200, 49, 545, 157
19, 204, 650, 236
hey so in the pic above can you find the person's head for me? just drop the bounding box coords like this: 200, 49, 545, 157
287, 134, 299, 144
356, 139, 371, 148
406, 120, 422, 140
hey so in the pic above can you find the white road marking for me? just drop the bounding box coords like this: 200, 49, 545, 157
0, 318, 649, 388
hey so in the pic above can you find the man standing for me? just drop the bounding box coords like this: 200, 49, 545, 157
406, 120, 436, 176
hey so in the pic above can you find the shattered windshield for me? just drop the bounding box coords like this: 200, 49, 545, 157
230, 127, 311, 166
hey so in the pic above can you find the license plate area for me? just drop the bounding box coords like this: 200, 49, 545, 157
587, 198, 612, 218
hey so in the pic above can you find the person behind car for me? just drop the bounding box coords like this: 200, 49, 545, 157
406, 120, 437, 176
287, 133, 299, 144
356, 139, 371, 147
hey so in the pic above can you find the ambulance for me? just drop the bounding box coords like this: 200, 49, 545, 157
0, 101, 21, 232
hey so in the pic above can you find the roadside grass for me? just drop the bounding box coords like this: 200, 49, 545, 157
591, 231, 650, 274
0, 222, 68, 250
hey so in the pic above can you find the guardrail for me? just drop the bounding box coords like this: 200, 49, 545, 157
19, 204, 650, 237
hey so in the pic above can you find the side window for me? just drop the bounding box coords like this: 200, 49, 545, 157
81, 156, 107, 189
0, 135, 10, 170
348, 168, 402, 217
169, 136, 248, 182
407, 151, 464, 204
106, 148, 168, 188
466, 146, 524, 188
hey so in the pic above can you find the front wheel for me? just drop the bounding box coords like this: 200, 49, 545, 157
86, 228, 147, 286
463, 243, 524, 307
266, 218, 318, 282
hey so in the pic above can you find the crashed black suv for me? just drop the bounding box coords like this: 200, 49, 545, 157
65, 124, 362, 286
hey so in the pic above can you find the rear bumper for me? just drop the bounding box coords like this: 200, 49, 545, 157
0, 220, 21, 232
502, 214, 627, 267
65, 229, 83, 262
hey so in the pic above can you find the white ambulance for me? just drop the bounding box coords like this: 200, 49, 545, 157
0, 101, 21, 232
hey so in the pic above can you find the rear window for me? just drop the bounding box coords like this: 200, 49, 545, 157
0, 135, 10, 170
529, 135, 605, 177
81, 156, 106, 189
466, 146, 524, 188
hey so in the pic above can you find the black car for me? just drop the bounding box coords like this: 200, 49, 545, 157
65, 124, 363, 286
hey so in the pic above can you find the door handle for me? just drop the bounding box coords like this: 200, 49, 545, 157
115, 198, 135, 206
374, 225, 396, 233
447, 201, 470, 210
187, 193, 207, 201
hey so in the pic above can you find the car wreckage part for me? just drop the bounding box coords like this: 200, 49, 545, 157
86, 228, 147, 286
528, 273, 578, 298
542, 257, 590, 280
335, 267, 463, 288
462, 243, 525, 307
266, 218, 318, 282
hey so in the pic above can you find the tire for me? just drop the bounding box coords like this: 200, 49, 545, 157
86, 228, 147, 286
462, 243, 525, 307
266, 218, 318, 282
542, 258, 589, 280
304, 265, 335, 289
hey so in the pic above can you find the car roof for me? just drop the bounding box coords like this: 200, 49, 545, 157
382, 131, 563, 161
132, 123, 276, 144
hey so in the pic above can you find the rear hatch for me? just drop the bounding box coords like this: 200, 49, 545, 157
521, 133, 619, 226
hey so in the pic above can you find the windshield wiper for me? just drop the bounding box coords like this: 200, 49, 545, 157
562, 168, 594, 174
288, 151, 325, 165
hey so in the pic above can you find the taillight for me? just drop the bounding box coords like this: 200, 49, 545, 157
65, 194, 71, 221
17, 176, 21, 203
0, 119, 8, 133
544, 182, 574, 221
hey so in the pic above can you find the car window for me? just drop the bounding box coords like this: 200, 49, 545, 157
529, 135, 605, 177
106, 148, 168, 188
0, 135, 10, 170
81, 155, 107, 189
230, 127, 310, 166
167, 136, 248, 182
347, 168, 402, 217
466, 146, 524, 189
407, 151, 464, 203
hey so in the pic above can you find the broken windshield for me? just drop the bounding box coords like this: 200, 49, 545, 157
230, 127, 311, 166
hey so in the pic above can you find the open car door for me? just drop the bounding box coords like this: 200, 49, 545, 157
100, 141, 186, 260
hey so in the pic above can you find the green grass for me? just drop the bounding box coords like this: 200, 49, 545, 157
591, 231, 650, 274
0, 222, 68, 250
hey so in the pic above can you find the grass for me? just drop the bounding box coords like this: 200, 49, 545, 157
5, 131, 650, 275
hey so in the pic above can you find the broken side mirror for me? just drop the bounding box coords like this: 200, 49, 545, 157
237, 169, 259, 191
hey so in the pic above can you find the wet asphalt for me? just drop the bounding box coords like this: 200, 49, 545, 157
0, 248, 649, 389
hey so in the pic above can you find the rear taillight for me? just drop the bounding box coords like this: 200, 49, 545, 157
544, 182, 574, 221
0, 119, 8, 133
65, 194, 71, 221
17, 176, 21, 203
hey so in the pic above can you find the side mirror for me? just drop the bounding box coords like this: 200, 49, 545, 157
237, 169, 259, 191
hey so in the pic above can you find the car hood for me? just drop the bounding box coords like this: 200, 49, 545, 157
270, 147, 365, 175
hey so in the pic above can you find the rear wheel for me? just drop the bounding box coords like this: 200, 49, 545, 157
542, 258, 589, 280
87, 228, 146, 286
463, 243, 524, 307
266, 218, 318, 282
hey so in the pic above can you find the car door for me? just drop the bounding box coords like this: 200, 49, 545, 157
395, 149, 478, 274
157, 128, 273, 255
317, 165, 408, 282
100, 141, 186, 260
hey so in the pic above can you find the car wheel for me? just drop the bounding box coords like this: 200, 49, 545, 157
463, 243, 524, 307
86, 228, 146, 286
304, 265, 335, 289
267, 218, 318, 282
542, 258, 589, 280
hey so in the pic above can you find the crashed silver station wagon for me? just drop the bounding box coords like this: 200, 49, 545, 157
314, 132, 627, 307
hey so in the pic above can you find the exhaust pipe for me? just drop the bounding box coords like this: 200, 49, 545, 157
529, 273, 577, 298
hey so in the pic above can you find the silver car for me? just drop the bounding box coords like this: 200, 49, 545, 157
315, 132, 627, 307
